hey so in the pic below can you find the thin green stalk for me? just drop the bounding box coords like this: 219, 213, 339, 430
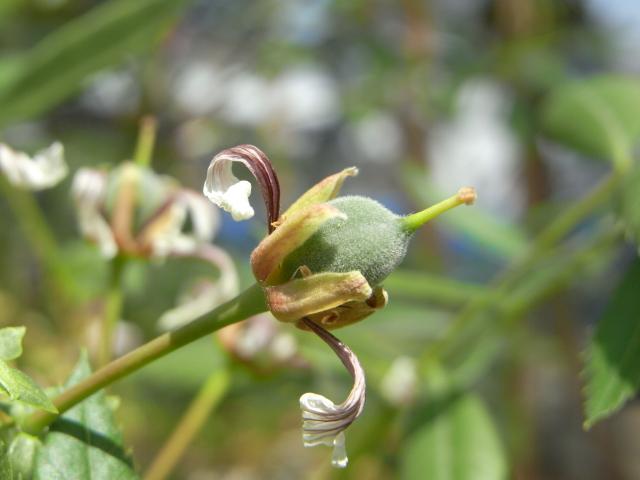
402, 187, 476, 233
22, 283, 266, 434
134, 116, 157, 167
0, 177, 58, 263
0, 176, 75, 310
144, 370, 230, 480
98, 256, 126, 366
425, 172, 619, 362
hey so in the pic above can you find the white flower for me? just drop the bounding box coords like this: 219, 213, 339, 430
71, 167, 117, 258
0, 142, 67, 190
299, 318, 366, 468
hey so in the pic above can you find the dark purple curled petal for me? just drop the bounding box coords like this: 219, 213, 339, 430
203, 144, 280, 233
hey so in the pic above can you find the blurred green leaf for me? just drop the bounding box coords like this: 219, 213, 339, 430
0, 0, 190, 127
617, 166, 640, 247
0, 0, 20, 18
540, 75, 640, 166
403, 167, 528, 259
133, 336, 225, 391
0, 327, 26, 361
0, 432, 40, 480
386, 270, 488, 307
584, 259, 640, 428
401, 391, 507, 480
441, 224, 615, 390
0, 361, 57, 414
0, 56, 23, 93
34, 352, 138, 479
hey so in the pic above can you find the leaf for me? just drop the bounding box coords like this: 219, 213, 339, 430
583, 259, 640, 428
34, 352, 139, 479
0, 0, 190, 127
0, 361, 57, 414
385, 270, 488, 307
401, 391, 508, 480
0, 327, 26, 361
540, 75, 640, 165
617, 166, 640, 247
0, 432, 41, 480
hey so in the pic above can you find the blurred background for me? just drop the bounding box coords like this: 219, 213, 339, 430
1, 0, 640, 478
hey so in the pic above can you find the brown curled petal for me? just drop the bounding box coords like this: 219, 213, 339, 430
282, 167, 358, 220
264, 271, 372, 323
251, 203, 346, 284
301, 286, 388, 331
203, 144, 280, 232
298, 317, 366, 468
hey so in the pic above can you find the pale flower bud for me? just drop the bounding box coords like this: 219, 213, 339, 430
0, 142, 67, 190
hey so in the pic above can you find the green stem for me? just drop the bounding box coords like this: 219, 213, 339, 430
426, 172, 619, 362
22, 283, 266, 434
134, 116, 157, 167
144, 370, 230, 480
98, 256, 126, 366
401, 187, 476, 233
0, 176, 74, 311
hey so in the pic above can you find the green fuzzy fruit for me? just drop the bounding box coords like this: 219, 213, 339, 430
280, 196, 412, 286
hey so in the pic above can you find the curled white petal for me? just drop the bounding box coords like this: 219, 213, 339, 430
71, 168, 117, 258
148, 190, 220, 258
157, 244, 238, 330
0, 142, 67, 190
203, 152, 255, 221
299, 319, 366, 469
72, 167, 107, 205
158, 279, 227, 331
181, 190, 220, 241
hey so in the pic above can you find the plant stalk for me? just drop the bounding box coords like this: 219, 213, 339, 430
0, 176, 75, 313
144, 370, 230, 480
98, 255, 126, 366
22, 283, 266, 435
402, 187, 476, 233
134, 116, 157, 167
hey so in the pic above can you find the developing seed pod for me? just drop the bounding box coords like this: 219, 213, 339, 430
279, 196, 411, 287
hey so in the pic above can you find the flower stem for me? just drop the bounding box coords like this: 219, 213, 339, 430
134, 116, 157, 167
144, 370, 230, 480
0, 176, 75, 311
98, 255, 126, 366
401, 187, 476, 233
21, 283, 266, 435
